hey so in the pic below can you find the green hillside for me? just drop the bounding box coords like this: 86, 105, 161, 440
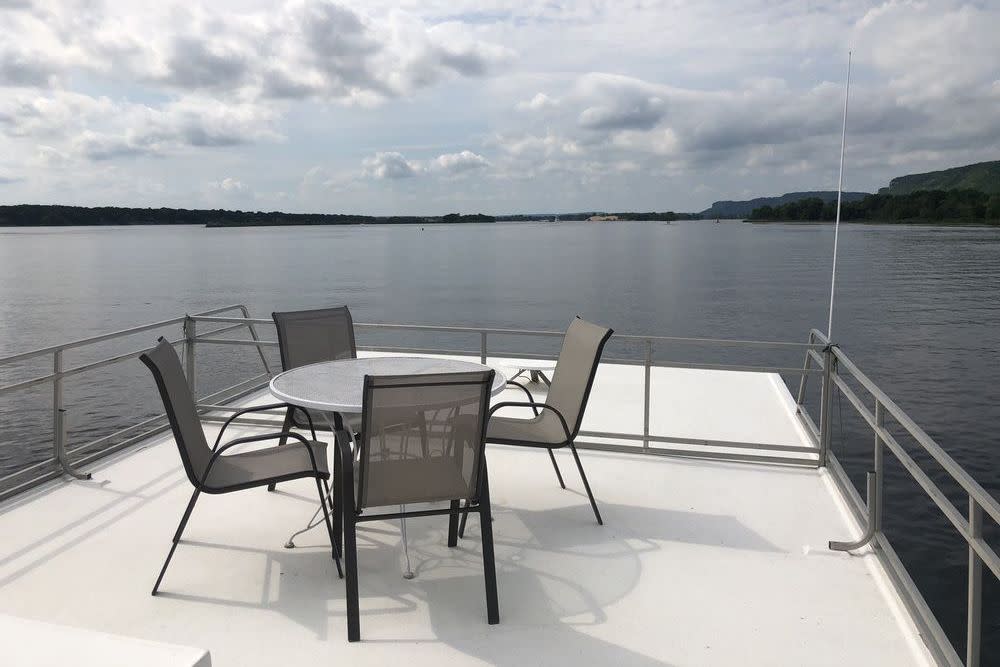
700, 191, 869, 219
879, 160, 1000, 195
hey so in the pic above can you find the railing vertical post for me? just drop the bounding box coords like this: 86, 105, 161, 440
52, 350, 64, 467
52, 349, 91, 480
967, 496, 983, 667
818, 345, 835, 467
643, 339, 652, 449
184, 316, 197, 395
874, 400, 885, 533
796, 331, 816, 406
238, 305, 271, 376
480, 331, 487, 365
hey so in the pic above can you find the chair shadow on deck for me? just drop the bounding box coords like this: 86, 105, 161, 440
136, 489, 777, 660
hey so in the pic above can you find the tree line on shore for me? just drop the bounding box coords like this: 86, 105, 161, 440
747, 189, 1000, 223
0, 205, 496, 226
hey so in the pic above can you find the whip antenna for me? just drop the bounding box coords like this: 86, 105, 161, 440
828, 51, 852, 340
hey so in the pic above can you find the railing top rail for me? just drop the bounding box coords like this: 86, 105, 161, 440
810, 328, 831, 345
190, 314, 823, 348
830, 344, 1000, 525
0, 304, 247, 366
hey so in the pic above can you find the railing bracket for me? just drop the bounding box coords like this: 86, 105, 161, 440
54, 408, 92, 481
829, 470, 877, 551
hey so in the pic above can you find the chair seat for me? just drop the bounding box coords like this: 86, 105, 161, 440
357, 458, 470, 507
487, 410, 569, 447
204, 440, 329, 491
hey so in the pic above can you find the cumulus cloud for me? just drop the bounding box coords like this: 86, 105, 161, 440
1, 0, 998, 212
209, 177, 248, 193
431, 150, 490, 173
516, 93, 556, 111
361, 149, 491, 180
362, 151, 420, 179
575, 75, 666, 131
0, 49, 57, 87
0, 1, 512, 103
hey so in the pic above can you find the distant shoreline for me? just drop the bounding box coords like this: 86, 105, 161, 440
746, 218, 1000, 226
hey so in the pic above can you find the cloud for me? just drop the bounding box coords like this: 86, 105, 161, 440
575, 75, 666, 131
0, 48, 56, 87
360, 149, 491, 180
207, 177, 249, 196
1, 0, 999, 212
0, 1, 512, 104
431, 150, 490, 173
0, 90, 278, 162
362, 151, 420, 179
162, 36, 250, 91
516, 92, 556, 111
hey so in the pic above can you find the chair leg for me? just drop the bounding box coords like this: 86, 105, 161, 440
316, 478, 343, 579
458, 501, 470, 539
479, 466, 500, 625
548, 448, 566, 489
568, 441, 603, 525
337, 442, 361, 642
267, 407, 296, 492
152, 488, 200, 596
448, 499, 460, 547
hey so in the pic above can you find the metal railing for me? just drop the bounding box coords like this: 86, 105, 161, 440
0, 305, 271, 502
1, 307, 825, 501
796, 328, 998, 667
191, 313, 825, 465
2, 306, 996, 665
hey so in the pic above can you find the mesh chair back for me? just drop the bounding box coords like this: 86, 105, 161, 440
139, 339, 212, 486
545, 317, 614, 439
272, 306, 357, 371
356, 370, 495, 509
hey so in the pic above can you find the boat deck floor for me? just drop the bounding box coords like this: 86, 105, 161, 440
0, 358, 933, 666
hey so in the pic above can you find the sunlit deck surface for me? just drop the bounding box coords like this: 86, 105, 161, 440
0, 356, 933, 666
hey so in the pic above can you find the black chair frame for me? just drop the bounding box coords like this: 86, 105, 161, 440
140, 341, 343, 597
332, 381, 503, 642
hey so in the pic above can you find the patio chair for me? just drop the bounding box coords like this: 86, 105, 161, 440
268, 305, 357, 492
336, 370, 500, 642
461, 317, 612, 535
139, 338, 341, 596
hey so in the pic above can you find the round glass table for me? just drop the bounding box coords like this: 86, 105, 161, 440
269, 356, 507, 413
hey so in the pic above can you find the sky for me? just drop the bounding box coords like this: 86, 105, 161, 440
0, 0, 998, 215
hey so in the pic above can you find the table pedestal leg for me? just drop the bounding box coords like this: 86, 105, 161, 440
282, 411, 347, 550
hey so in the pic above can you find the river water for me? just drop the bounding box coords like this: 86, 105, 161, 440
1, 220, 998, 658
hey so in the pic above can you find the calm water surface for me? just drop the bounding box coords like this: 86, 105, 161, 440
1, 220, 998, 657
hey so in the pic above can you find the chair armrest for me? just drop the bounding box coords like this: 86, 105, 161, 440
488, 401, 572, 443
200, 431, 322, 486
212, 402, 316, 450
504, 380, 539, 415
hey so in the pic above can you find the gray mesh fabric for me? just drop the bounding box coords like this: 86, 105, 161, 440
140, 338, 329, 492
487, 411, 567, 446
357, 371, 494, 509
204, 440, 329, 488
538, 318, 613, 435
272, 306, 357, 371
273, 306, 359, 428
139, 339, 214, 485
487, 317, 613, 445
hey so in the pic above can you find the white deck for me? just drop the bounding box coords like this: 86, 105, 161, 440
0, 360, 933, 666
